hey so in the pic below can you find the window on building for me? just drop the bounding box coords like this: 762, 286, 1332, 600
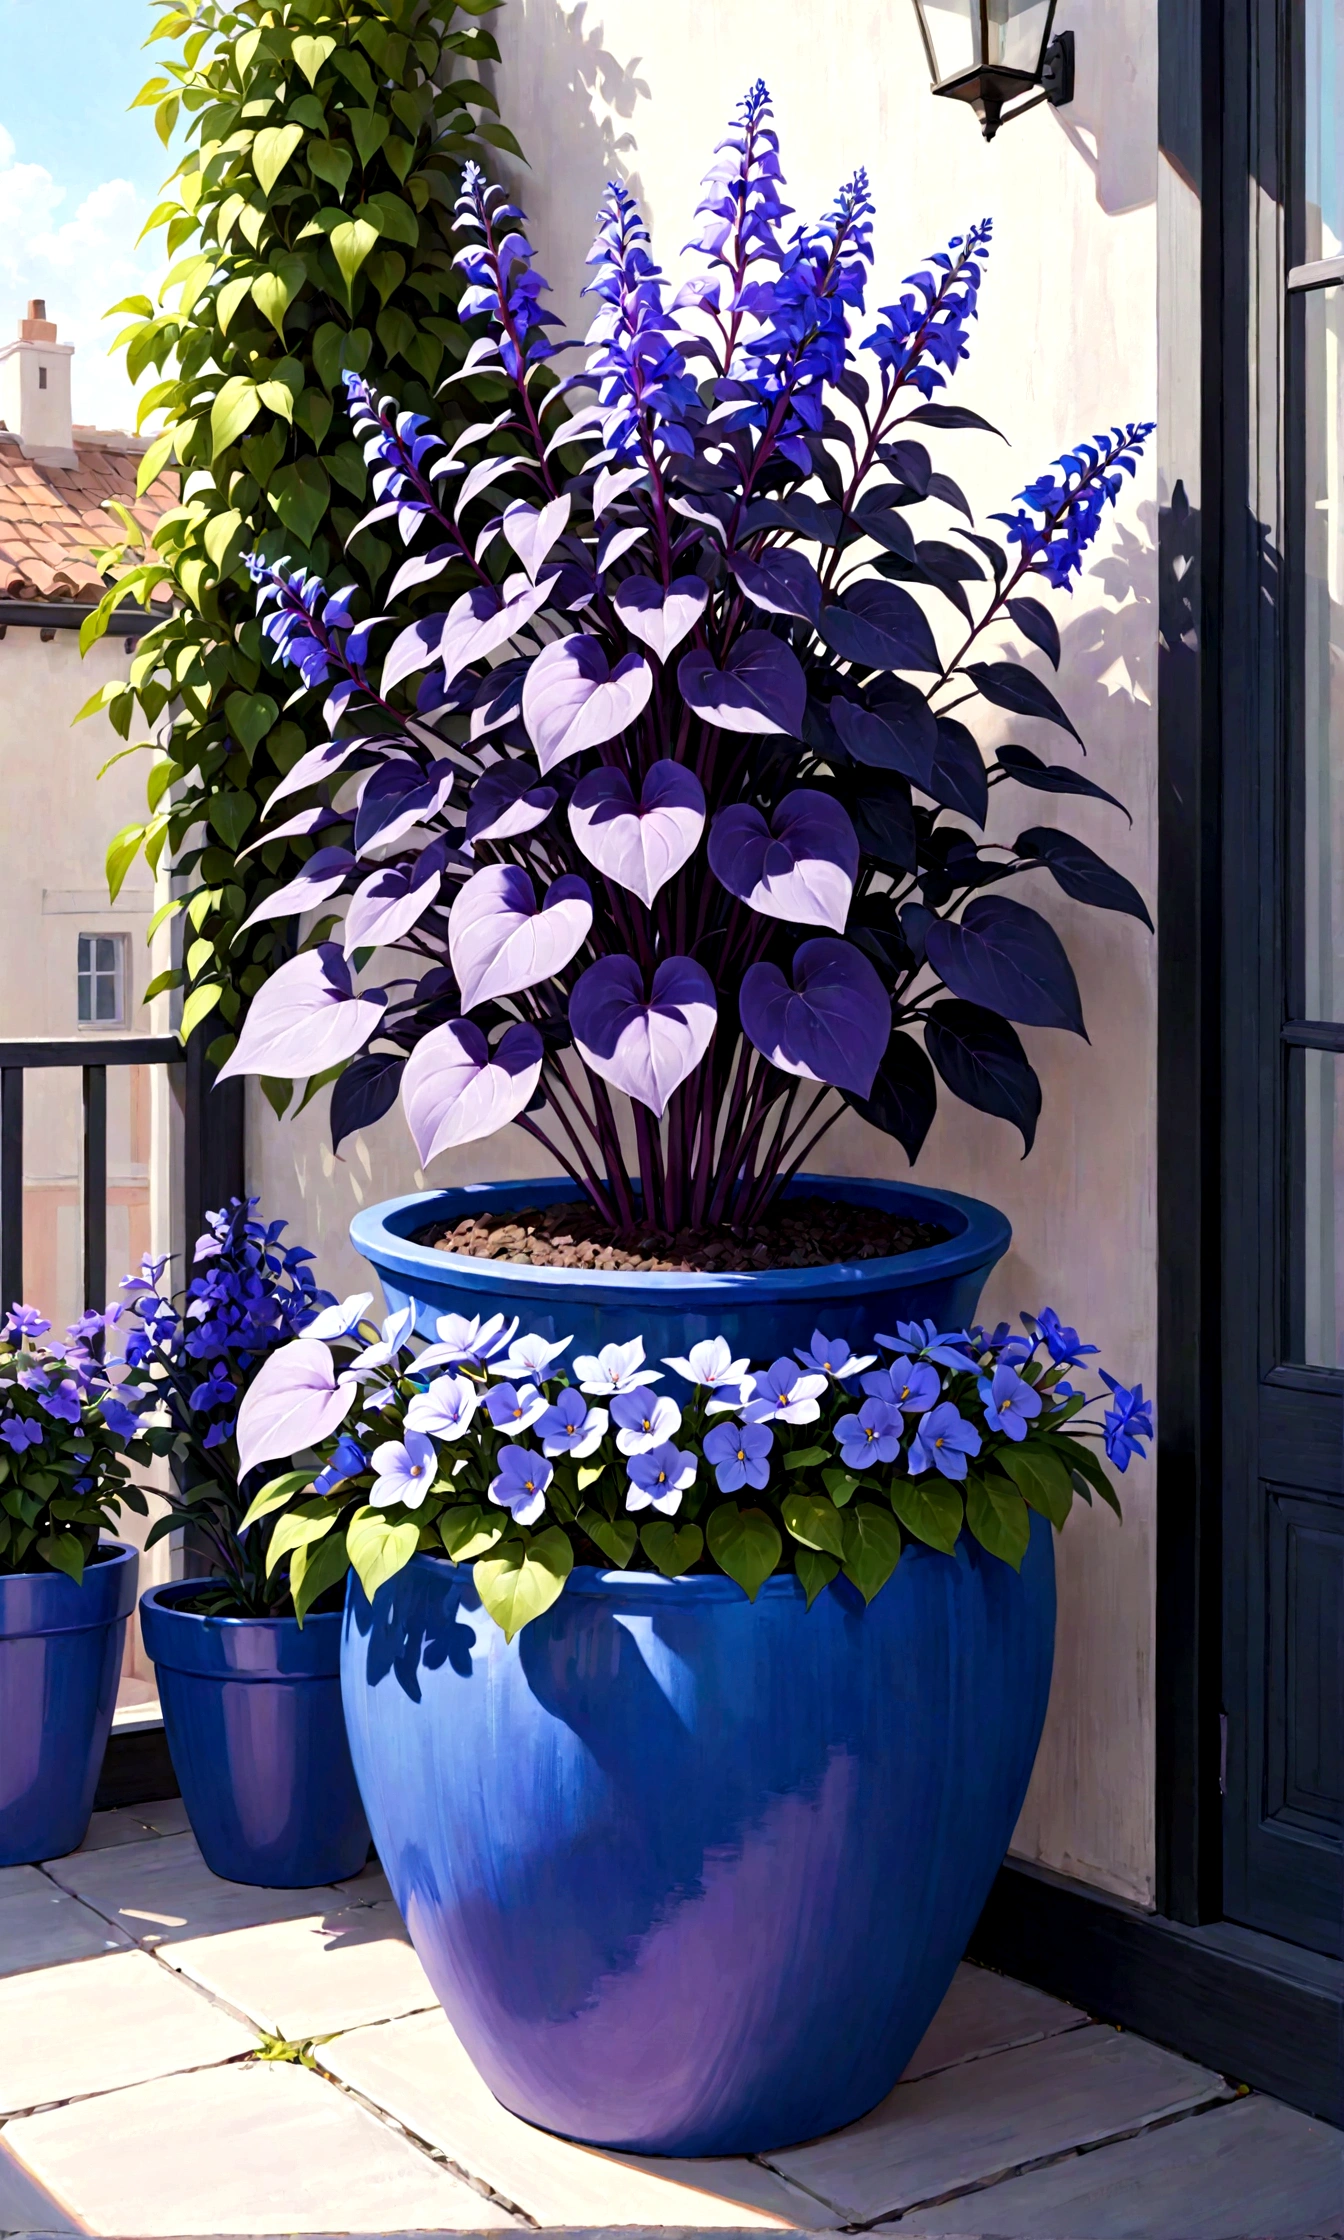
77, 934, 127, 1026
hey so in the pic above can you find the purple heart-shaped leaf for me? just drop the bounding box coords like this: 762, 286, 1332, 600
568, 759, 706, 908
739, 937, 891, 1097
727, 549, 821, 625
449, 863, 593, 1012
354, 759, 454, 858
678, 629, 806, 736
522, 633, 654, 773
570, 954, 717, 1117
240, 847, 354, 934
830, 686, 938, 790
502, 494, 571, 581
343, 843, 446, 957
263, 736, 373, 820
239, 804, 346, 858
382, 612, 459, 695
465, 763, 557, 852
437, 574, 555, 696
708, 789, 858, 933
402, 1019, 544, 1163
612, 574, 709, 661
216, 945, 386, 1083
236, 1338, 357, 1482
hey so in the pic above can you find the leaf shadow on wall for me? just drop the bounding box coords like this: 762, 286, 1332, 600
1049, 0, 1157, 219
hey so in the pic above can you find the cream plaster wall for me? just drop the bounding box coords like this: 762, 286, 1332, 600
251, 0, 1161, 1903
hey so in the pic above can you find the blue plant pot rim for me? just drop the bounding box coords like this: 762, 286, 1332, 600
350, 1172, 1011, 1309
141, 1579, 344, 1680
0, 1538, 137, 1638
406, 1547, 953, 1609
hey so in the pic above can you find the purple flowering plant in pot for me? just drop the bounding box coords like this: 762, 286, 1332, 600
210, 79, 1153, 1334
0, 1304, 151, 1864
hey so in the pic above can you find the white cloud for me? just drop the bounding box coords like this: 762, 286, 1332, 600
0, 122, 166, 432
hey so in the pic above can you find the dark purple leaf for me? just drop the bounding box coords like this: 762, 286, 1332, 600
742, 493, 845, 544
739, 937, 891, 1098
900, 404, 1008, 440
961, 661, 1083, 746
925, 896, 1086, 1036
402, 1018, 544, 1161
850, 1033, 938, 1163
354, 759, 454, 856
678, 629, 807, 736
1006, 595, 1061, 670
858, 510, 918, 560
570, 954, 717, 1117
470, 657, 528, 738
522, 633, 653, 772
995, 745, 1130, 819
830, 684, 938, 788
465, 763, 556, 851
569, 760, 706, 907
928, 471, 973, 522
924, 1000, 1042, 1154
877, 440, 932, 496
331, 1050, 405, 1154
449, 863, 593, 1012
927, 718, 989, 824
727, 548, 822, 625
820, 580, 941, 676
708, 789, 858, 933
850, 784, 916, 873
216, 945, 386, 1083
1015, 828, 1153, 928
956, 529, 1007, 585
612, 573, 708, 661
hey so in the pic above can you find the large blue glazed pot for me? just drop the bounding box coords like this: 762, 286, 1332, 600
0, 1540, 138, 1866
141, 1582, 369, 1887
341, 1519, 1056, 2157
350, 1172, 1011, 1360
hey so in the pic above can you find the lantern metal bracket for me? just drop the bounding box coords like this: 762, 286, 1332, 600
915, 7, 1076, 143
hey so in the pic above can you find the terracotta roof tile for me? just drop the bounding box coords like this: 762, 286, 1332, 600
0, 427, 177, 606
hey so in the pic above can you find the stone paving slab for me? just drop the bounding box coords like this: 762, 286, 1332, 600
43, 1832, 341, 1946
0, 1863, 131, 1980
901, 1965, 1088, 2082
0, 2136, 81, 2235
0, 1946, 255, 2116
886, 2093, 1344, 2239
324, 2009, 834, 2229
47, 1796, 191, 1857
164, 1897, 438, 2038
1, 2059, 517, 2236
763, 2024, 1232, 2224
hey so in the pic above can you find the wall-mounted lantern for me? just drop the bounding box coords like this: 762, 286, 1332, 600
909, 1, 1075, 142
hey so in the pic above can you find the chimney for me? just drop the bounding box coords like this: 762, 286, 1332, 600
0, 300, 76, 468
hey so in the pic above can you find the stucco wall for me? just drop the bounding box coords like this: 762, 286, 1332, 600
251, 0, 1159, 1904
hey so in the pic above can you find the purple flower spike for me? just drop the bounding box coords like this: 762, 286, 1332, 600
739, 938, 891, 1098
215, 947, 386, 1086
907, 1401, 981, 1481
704, 1417, 773, 1492
569, 760, 706, 909
978, 1362, 1043, 1442
625, 1441, 697, 1515
489, 1444, 553, 1527
834, 1398, 903, 1470
708, 789, 859, 934
571, 955, 717, 1118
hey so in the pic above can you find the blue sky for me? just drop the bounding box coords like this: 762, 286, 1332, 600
0, 0, 172, 426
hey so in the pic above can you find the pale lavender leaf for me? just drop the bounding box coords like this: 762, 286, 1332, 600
739, 937, 891, 1098
387, 544, 455, 601
597, 522, 650, 572
382, 613, 452, 695
402, 1018, 544, 1162
521, 633, 653, 774
612, 573, 709, 661
455, 454, 524, 517
216, 945, 386, 1083
593, 464, 647, 518
236, 1338, 357, 1481
263, 736, 369, 820
343, 843, 445, 957
238, 805, 345, 858
570, 953, 716, 1118
502, 494, 571, 581
239, 847, 354, 934
465, 764, 557, 852
708, 789, 858, 933
727, 549, 822, 625
677, 629, 806, 736
449, 863, 593, 1012
568, 759, 706, 908
444, 572, 553, 692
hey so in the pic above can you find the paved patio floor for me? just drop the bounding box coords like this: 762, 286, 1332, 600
0, 1802, 1339, 2240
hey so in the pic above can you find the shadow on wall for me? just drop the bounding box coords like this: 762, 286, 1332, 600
1053, 0, 1158, 218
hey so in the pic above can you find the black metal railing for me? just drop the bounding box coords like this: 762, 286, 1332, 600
0, 1037, 184, 1319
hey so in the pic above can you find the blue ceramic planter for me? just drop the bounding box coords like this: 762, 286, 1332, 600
140, 1582, 369, 1887
350, 1172, 1010, 1362
0, 1540, 137, 1867
341, 1520, 1056, 2156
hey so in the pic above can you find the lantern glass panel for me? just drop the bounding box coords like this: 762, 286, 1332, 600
915, 0, 1053, 82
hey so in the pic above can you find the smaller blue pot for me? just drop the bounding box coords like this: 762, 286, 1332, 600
140, 1582, 370, 1887
0, 1540, 138, 1866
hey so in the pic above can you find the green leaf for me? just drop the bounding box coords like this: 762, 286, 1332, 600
292, 33, 337, 85
264, 1501, 337, 1577
349, 109, 390, 167
784, 1445, 830, 1472
780, 1490, 847, 1560
106, 822, 145, 902
575, 1463, 604, 1494
964, 1475, 1032, 1570
240, 1469, 313, 1531
706, 1504, 781, 1601
639, 1519, 703, 1578
359, 192, 419, 248
224, 691, 278, 756
581, 1511, 637, 1569
252, 256, 307, 340
1065, 1440, 1123, 1518
208, 791, 255, 849
308, 140, 354, 199
890, 1477, 964, 1555
291, 1525, 349, 1624
36, 1533, 85, 1584
215, 274, 254, 336
347, 1506, 421, 1602
203, 508, 245, 569
211, 375, 261, 458
475, 119, 525, 158
254, 123, 305, 197
330, 218, 380, 296
474, 1526, 572, 1641
179, 982, 223, 1039
795, 1547, 840, 1608
439, 1507, 504, 1562
821, 1467, 860, 1508
312, 320, 352, 390
268, 458, 331, 547
840, 1502, 903, 1602
998, 1441, 1074, 1528
136, 429, 176, 497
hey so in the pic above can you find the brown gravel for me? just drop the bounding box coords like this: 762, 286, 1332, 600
416, 1196, 948, 1275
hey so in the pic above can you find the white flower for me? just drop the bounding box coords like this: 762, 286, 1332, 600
369, 1430, 436, 1510
347, 1303, 419, 1371
491, 1331, 572, 1381
405, 1373, 479, 1440
306, 1292, 374, 1342
662, 1335, 751, 1389
612, 1391, 683, 1456
415, 1311, 518, 1372
574, 1336, 662, 1396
